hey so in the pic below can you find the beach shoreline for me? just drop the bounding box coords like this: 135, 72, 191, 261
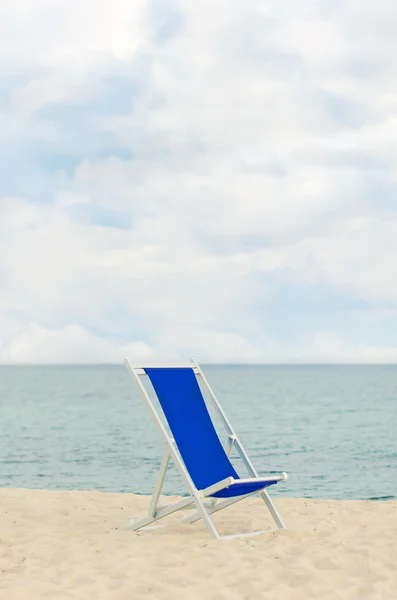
1, 488, 396, 599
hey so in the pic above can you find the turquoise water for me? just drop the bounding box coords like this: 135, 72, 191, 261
0, 365, 396, 500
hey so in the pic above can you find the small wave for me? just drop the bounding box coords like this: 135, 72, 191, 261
367, 495, 396, 501
1, 459, 47, 465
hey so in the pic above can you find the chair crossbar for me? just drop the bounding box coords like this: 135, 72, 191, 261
183, 489, 265, 524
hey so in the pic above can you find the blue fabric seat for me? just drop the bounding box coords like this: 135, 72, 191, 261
145, 367, 278, 498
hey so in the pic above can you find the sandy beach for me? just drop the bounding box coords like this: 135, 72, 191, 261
1, 488, 396, 599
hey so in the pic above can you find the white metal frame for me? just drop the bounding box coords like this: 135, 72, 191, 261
124, 358, 288, 540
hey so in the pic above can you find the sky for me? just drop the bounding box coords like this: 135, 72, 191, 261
1, 0, 397, 364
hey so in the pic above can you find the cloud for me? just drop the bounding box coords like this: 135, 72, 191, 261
291, 331, 397, 365
1, 0, 397, 363
0, 323, 154, 364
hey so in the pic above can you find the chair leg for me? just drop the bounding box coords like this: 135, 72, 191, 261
184, 488, 286, 534
189, 492, 220, 539
147, 445, 170, 518
261, 490, 286, 529
183, 493, 253, 524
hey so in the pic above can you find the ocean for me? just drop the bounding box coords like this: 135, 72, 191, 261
0, 365, 396, 500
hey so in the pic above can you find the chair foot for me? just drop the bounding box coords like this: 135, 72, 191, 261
124, 516, 155, 531
220, 529, 267, 540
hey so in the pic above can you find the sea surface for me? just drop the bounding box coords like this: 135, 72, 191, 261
0, 365, 396, 500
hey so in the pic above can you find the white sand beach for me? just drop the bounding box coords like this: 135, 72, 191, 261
1, 488, 396, 599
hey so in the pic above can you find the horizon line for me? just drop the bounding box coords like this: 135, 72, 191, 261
1, 362, 397, 367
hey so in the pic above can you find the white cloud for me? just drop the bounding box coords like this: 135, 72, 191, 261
291, 331, 397, 365
1, 0, 397, 363
0, 323, 154, 364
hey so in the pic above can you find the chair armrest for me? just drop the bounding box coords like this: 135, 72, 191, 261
200, 477, 235, 497
238, 473, 288, 484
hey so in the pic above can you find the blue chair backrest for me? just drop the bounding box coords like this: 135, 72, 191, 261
145, 367, 239, 490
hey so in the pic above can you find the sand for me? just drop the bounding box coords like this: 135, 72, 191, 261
1, 489, 396, 599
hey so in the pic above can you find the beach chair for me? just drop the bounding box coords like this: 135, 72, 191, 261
124, 359, 288, 539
